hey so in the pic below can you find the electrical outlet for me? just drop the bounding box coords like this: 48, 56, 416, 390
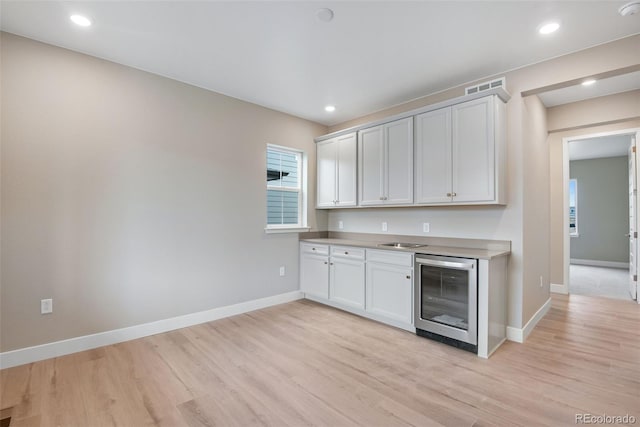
382, 222, 388, 232
41, 298, 53, 314
423, 222, 430, 233
279, 266, 285, 277
338, 221, 344, 230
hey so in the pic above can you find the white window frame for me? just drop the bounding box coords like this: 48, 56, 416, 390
569, 178, 579, 237
265, 144, 309, 233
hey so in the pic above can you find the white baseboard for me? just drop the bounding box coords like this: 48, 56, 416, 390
478, 337, 507, 359
506, 297, 551, 343
550, 283, 569, 294
0, 290, 303, 370
570, 258, 628, 269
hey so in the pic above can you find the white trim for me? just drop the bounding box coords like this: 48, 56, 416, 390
264, 227, 310, 234
563, 136, 571, 295
562, 127, 640, 304
266, 144, 305, 229
570, 258, 628, 269
506, 298, 551, 343
479, 337, 507, 359
550, 283, 569, 294
0, 290, 303, 370
569, 178, 579, 236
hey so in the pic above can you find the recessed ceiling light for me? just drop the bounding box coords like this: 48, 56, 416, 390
538, 21, 560, 35
70, 14, 92, 27
581, 79, 596, 86
325, 105, 336, 112
316, 8, 334, 23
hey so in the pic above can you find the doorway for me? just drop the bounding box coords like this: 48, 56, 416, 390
562, 130, 639, 302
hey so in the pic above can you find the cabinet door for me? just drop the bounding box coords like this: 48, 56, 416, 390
366, 262, 413, 325
452, 97, 495, 202
300, 253, 329, 299
330, 258, 365, 310
385, 117, 414, 205
415, 108, 452, 204
358, 125, 385, 206
316, 139, 337, 208
336, 133, 357, 207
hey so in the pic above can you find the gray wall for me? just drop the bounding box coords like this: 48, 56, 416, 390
570, 156, 629, 263
0, 33, 328, 352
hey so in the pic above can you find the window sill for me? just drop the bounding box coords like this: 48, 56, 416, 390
264, 227, 311, 234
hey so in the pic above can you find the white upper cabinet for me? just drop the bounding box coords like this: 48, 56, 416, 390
358, 125, 384, 205
452, 97, 495, 203
317, 140, 337, 208
415, 95, 505, 205
386, 118, 414, 204
336, 134, 357, 206
415, 107, 452, 204
358, 117, 413, 206
316, 133, 357, 208
316, 90, 508, 209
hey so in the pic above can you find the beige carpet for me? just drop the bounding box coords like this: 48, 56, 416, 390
570, 264, 633, 301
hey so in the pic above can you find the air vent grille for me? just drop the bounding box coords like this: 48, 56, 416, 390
465, 77, 506, 96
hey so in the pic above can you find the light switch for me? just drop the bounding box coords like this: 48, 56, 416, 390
382, 222, 388, 232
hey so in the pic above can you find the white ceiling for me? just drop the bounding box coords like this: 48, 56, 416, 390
569, 134, 633, 161
538, 70, 640, 107
1, 1, 639, 126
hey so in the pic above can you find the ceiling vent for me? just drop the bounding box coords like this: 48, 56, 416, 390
465, 77, 506, 96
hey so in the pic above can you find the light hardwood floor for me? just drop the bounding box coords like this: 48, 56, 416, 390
1, 294, 639, 426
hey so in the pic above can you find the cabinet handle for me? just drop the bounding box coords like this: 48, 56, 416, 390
452, 192, 457, 197
446, 193, 452, 197
406, 275, 411, 279
379, 197, 384, 200
330, 262, 334, 265
324, 261, 328, 265
344, 251, 349, 255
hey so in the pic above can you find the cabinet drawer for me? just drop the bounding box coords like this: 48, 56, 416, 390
331, 246, 365, 260
300, 243, 329, 255
366, 249, 413, 267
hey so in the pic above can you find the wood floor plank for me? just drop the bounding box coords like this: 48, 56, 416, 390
1, 293, 639, 426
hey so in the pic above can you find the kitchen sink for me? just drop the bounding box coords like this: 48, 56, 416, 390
378, 242, 428, 249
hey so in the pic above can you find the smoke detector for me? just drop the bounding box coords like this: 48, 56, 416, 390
316, 8, 334, 22
619, 1, 640, 16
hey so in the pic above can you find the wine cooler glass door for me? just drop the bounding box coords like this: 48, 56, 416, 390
415, 255, 477, 345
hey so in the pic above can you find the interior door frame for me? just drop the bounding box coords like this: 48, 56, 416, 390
560, 127, 640, 302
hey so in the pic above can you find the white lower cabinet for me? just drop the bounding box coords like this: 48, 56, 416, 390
365, 249, 413, 328
300, 243, 413, 331
366, 262, 413, 325
329, 246, 365, 309
300, 244, 329, 300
